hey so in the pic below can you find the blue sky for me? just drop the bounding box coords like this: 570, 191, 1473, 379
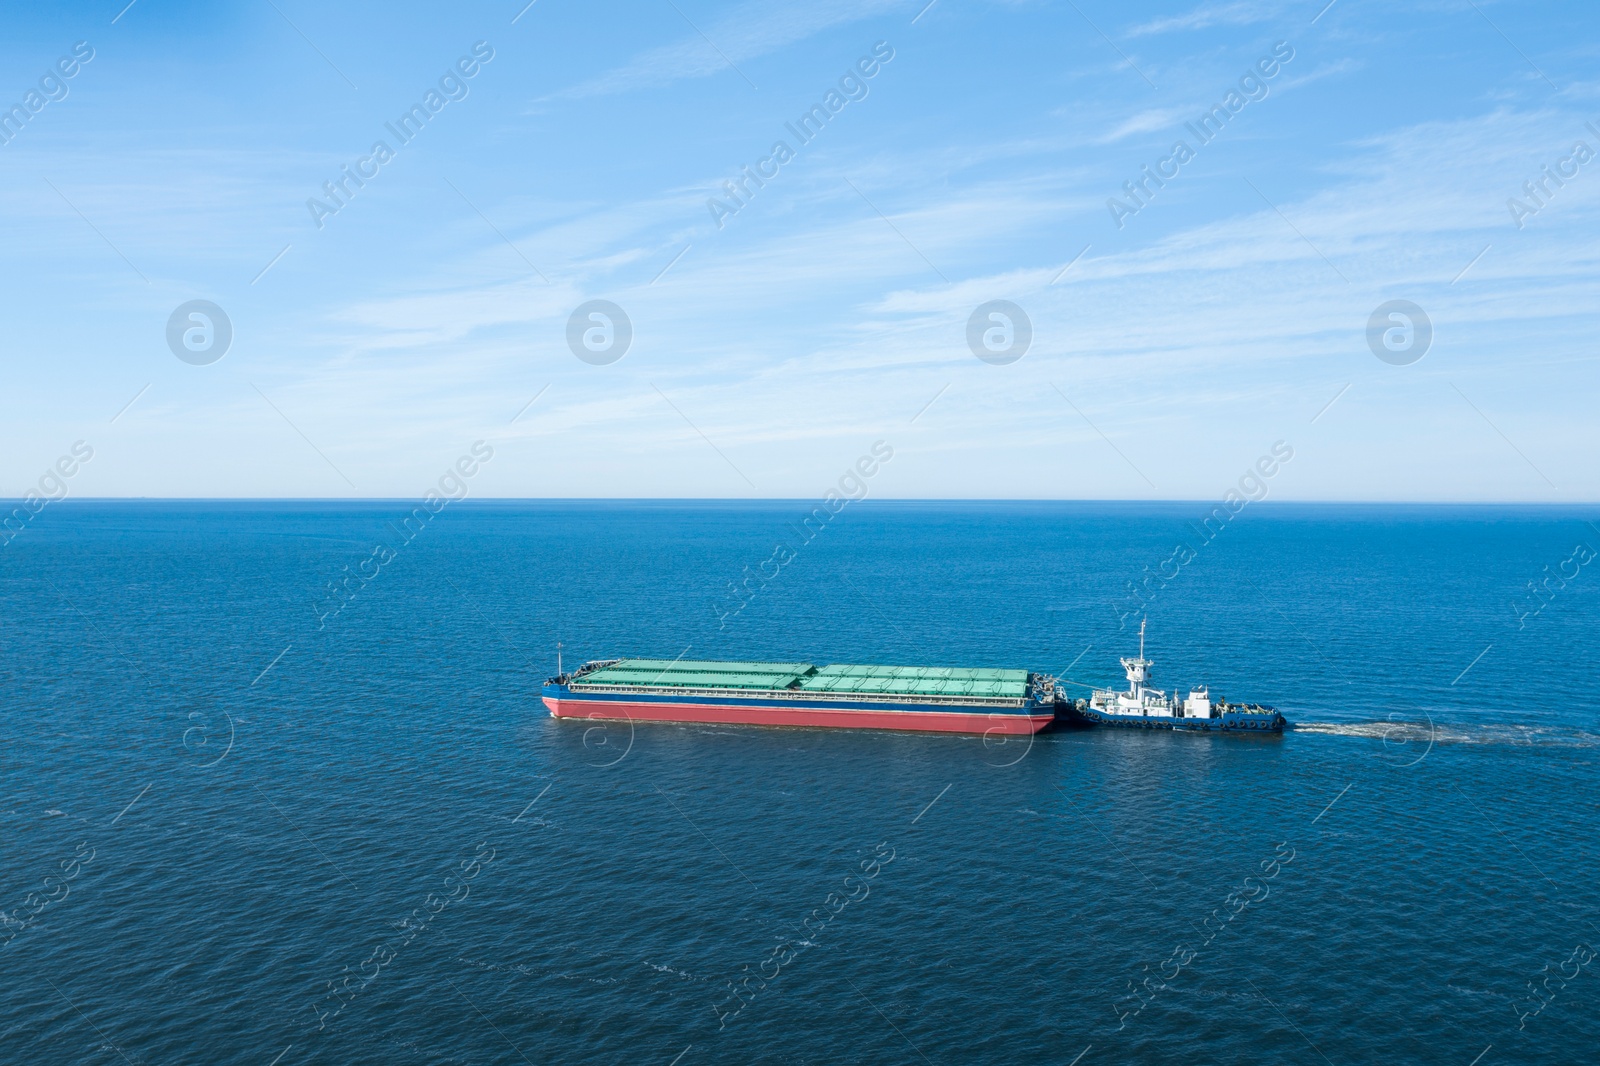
1, 0, 1596, 500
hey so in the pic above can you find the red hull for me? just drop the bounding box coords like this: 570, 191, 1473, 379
543, 697, 1052, 735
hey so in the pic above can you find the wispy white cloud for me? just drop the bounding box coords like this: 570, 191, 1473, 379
538, 0, 905, 103
10, 29, 1599, 500
1094, 106, 1195, 143
1272, 57, 1359, 93
1124, 1, 1281, 38
183, 100, 1595, 499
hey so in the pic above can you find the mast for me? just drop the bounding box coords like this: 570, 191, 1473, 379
557, 641, 563, 676
1120, 618, 1154, 700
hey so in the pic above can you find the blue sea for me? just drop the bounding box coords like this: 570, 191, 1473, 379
3, 501, 1597, 1064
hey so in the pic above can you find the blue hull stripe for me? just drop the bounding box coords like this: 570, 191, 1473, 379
1069, 706, 1285, 733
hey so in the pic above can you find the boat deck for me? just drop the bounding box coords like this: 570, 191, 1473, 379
570, 658, 1030, 699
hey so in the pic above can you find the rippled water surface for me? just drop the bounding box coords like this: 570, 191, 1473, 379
2, 501, 1597, 1064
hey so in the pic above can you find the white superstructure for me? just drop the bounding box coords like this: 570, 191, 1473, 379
1088, 620, 1220, 721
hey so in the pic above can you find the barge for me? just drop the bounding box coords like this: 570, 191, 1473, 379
541, 658, 1057, 735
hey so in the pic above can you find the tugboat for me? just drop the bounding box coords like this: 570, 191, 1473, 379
1069, 620, 1285, 733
